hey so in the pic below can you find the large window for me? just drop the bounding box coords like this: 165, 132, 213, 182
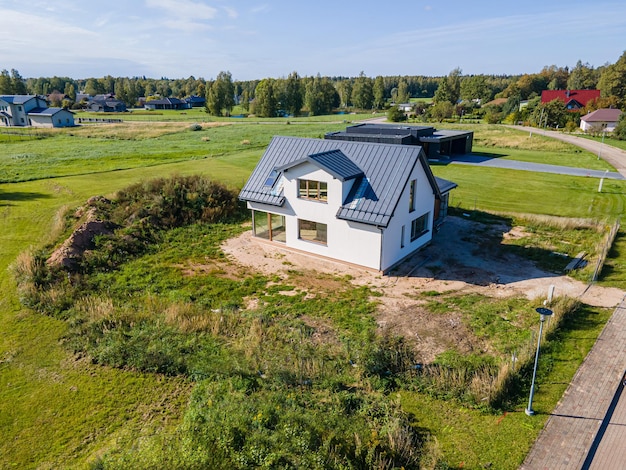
253, 211, 286, 242
410, 213, 429, 242
298, 179, 328, 202
298, 219, 327, 245
409, 179, 416, 212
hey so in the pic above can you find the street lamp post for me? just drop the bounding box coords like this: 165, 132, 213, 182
525, 307, 553, 416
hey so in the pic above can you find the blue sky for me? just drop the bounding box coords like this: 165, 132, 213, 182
1, 0, 625, 80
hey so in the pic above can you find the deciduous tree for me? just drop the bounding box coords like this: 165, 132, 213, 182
254, 78, 278, 117
206, 71, 235, 116
351, 72, 373, 110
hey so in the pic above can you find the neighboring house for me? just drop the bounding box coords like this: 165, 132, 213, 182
580, 108, 623, 132
0, 95, 74, 127
0, 95, 48, 126
28, 107, 75, 128
325, 123, 473, 160
185, 95, 206, 108
541, 89, 600, 110
144, 97, 187, 110
396, 103, 414, 112
88, 96, 127, 112
239, 136, 456, 273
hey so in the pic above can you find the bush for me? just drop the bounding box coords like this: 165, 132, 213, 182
387, 105, 407, 122
188, 123, 203, 131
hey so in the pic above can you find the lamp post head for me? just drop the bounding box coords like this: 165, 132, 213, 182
536, 307, 553, 322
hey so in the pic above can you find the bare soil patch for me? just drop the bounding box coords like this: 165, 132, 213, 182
222, 216, 624, 361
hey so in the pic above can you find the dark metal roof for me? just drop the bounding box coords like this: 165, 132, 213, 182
239, 136, 442, 228
434, 176, 458, 194
277, 149, 364, 182
0, 95, 38, 105
28, 107, 72, 116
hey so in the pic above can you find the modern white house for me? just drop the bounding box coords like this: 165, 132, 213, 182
580, 108, 622, 133
239, 136, 456, 273
0, 95, 75, 127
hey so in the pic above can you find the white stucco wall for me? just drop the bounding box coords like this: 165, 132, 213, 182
246, 159, 437, 272
29, 110, 75, 128
380, 161, 435, 272
580, 120, 618, 132
247, 161, 383, 270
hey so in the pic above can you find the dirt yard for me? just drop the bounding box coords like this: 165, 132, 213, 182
222, 216, 624, 361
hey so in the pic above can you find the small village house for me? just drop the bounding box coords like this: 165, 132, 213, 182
0, 95, 74, 127
580, 108, 622, 133
239, 136, 456, 273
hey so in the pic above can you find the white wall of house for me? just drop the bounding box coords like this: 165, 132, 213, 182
247, 161, 385, 270
580, 120, 618, 132
246, 159, 437, 272
282, 162, 383, 270
380, 162, 434, 272
29, 110, 75, 128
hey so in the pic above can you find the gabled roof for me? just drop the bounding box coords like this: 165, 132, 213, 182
147, 97, 185, 105
580, 108, 622, 122
277, 149, 364, 182
541, 90, 600, 107
434, 176, 457, 194
185, 95, 205, 103
240, 136, 443, 228
0, 95, 38, 105
28, 107, 73, 116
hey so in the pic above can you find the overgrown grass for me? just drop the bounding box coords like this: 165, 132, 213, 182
2, 121, 626, 468
400, 302, 612, 469
0, 121, 348, 183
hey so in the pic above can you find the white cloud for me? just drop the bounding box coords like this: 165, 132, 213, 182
223, 6, 238, 19
145, 0, 218, 20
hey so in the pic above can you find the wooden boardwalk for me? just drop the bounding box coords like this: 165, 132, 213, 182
521, 299, 626, 469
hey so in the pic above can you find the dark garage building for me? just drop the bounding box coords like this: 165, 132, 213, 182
325, 123, 473, 160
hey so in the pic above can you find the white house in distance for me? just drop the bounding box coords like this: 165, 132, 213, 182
580, 108, 622, 133
0, 95, 75, 128
239, 136, 456, 273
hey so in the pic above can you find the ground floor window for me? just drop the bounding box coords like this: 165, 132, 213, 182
253, 211, 286, 242
410, 213, 429, 242
298, 219, 327, 245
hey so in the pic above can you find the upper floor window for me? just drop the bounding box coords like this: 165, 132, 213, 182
409, 179, 417, 212
298, 179, 328, 202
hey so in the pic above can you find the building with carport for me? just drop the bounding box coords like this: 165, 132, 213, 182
325, 123, 473, 160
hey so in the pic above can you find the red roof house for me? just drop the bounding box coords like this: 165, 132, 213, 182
541, 89, 600, 110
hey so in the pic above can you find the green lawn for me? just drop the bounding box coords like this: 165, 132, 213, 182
433, 164, 626, 219
1, 121, 625, 468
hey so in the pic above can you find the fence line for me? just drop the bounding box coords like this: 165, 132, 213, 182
76, 117, 123, 124
590, 218, 621, 283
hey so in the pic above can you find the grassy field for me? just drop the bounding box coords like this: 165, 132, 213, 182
1, 119, 625, 468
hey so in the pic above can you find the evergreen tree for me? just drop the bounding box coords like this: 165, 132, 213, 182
567, 60, 599, 90
0, 69, 12, 94
11, 69, 27, 94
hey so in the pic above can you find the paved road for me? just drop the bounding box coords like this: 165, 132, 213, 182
508, 126, 626, 178
449, 154, 624, 180
521, 299, 626, 469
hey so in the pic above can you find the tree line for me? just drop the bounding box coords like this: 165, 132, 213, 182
2, 51, 626, 123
